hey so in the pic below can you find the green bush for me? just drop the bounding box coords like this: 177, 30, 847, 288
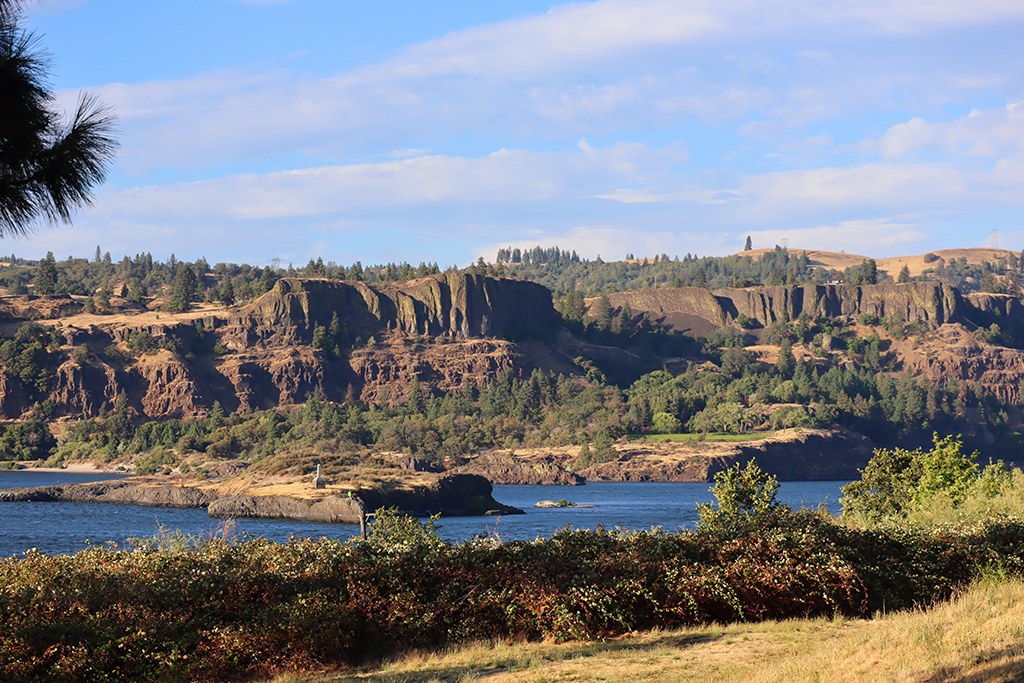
840, 434, 989, 524
696, 459, 789, 534
735, 314, 759, 329
858, 313, 879, 326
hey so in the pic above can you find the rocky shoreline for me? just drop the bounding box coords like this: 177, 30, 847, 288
451, 428, 874, 486
0, 473, 524, 523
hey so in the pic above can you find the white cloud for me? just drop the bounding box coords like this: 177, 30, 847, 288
78, 0, 1024, 175
868, 103, 1024, 159
27, 0, 1024, 265
90, 142, 687, 223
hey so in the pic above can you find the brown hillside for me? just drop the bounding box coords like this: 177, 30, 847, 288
0, 274, 569, 422
877, 247, 1019, 278
735, 246, 1019, 278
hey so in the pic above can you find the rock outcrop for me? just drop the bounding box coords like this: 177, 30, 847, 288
462, 429, 875, 484
578, 428, 873, 483
589, 283, 968, 335
0, 274, 562, 420
239, 273, 556, 342
0, 473, 524, 522
0, 294, 83, 321
5, 276, 1024, 423
451, 452, 585, 485
207, 494, 365, 523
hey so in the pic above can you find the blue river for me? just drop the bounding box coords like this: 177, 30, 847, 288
0, 470, 848, 557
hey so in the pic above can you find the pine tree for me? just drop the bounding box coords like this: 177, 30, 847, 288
619, 302, 635, 336
408, 376, 423, 414
311, 323, 327, 349
863, 259, 878, 284
897, 264, 910, 283
219, 278, 235, 306
577, 442, 592, 468
776, 338, 795, 376
33, 251, 58, 294
595, 294, 613, 331
0, 1, 118, 236
560, 290, 586, 323
168, 263, 197, 312
208, 400, 224, 430
744, 236, 753, 251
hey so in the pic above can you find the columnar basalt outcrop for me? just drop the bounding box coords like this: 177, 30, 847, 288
240, 273, 556, 341
0, 274, 559, 420
4, 277, 1024, 422
589, 283, 967, 334
50, 359, 120, 415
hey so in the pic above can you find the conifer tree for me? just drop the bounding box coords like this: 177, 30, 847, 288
33, 250, 57, 294
219, 278, 235, 306
0, 0, 117, 236
595, 294, 613, 331
168, 263, 197, 312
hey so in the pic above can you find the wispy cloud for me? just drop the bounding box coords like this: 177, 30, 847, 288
27, 0, 1024, 264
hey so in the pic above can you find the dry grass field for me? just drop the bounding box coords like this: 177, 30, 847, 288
739, 246, 1019, 280
268, 575, 1024, 683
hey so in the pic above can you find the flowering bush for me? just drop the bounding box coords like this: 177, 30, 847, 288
2, 512, 1023, 682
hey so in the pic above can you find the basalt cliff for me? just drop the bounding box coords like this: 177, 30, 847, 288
587, 282, 969, 336
0, 273, 561, 421
3, 278, 1024, 420
586, 282, 1024, 404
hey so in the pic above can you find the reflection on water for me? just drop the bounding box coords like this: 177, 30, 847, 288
0, 471, 847, 556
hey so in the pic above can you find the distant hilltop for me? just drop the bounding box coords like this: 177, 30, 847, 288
733, 247, 1019, 280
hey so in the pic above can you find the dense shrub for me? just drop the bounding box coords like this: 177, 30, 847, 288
840, 434, 991, 523
3, 512, 1024, 682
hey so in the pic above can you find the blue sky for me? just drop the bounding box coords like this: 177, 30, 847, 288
15, 0, 1024, 268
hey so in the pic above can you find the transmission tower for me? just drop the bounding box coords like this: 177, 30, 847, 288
781, 238, 789, 249
991, 229, 1000, 249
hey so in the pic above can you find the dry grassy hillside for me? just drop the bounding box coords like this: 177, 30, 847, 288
736, 246, 1019, 278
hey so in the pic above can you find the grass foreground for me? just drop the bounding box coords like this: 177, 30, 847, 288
272, 574, 1024, 683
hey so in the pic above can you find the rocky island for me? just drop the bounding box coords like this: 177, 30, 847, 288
0, 470, 524, 523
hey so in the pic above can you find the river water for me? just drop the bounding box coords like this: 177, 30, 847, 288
0, 471, 848, 557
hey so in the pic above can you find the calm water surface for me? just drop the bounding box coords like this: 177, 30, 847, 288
0, 471, 847, 556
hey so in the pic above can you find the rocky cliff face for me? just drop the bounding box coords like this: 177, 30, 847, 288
239, 273, 556, 342
5, 277, 1024, 423
0, 274, 560, 421
589, 282, 967, 334
894, 324, 1024, 405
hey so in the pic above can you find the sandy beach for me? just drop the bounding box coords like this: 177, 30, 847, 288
18, 462, 126, 474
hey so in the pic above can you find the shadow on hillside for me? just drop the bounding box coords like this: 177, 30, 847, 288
318, 631, 722, 682
916, 645, 1024, 683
